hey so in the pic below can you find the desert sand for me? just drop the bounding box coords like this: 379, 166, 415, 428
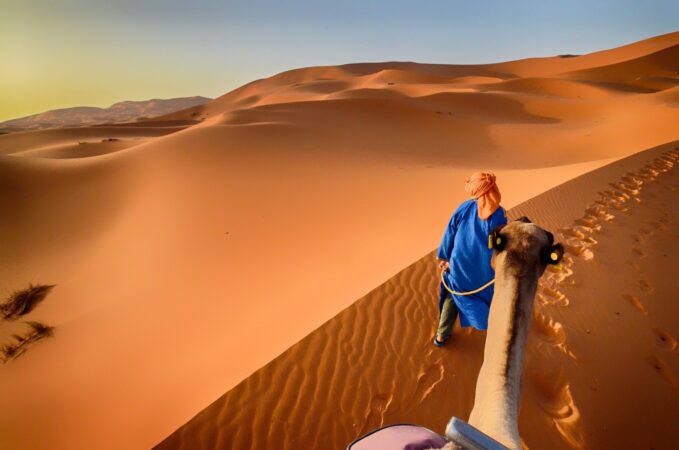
156, 144, 679, 450
0, 31, 678, 450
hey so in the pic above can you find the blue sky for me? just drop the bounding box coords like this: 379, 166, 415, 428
1, 0, 678, 121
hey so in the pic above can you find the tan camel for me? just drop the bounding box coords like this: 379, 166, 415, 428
447, 217, 563, 450
348, 218, 563, 450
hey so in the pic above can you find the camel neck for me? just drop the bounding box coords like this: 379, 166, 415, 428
468, 262, 537, 449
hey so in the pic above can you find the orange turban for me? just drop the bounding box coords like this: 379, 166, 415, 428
464, 171, 499, 199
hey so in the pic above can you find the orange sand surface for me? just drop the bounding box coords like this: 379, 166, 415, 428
0, 31, 678, 450
156, 144, 679, 450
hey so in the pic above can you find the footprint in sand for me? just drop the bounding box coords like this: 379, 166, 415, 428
597, 190, 630, 211
538, 285, 570, 307
559, 227, 585, 240
638, 166, 660, 181
622, 174, 644, 187
637, 279, 654, 294
631, 247, 645, 258
648, 220, 668, 231
638, 227, 653, 236
530, 373, 585, 448
560, 253, 575, 268
573, 216, 601, 230
413, 363, 445, 403
652, 328, 678, 352
561, 237, 594, 261
610, 181, 640, 197
532, 312, 576, 360
654, 159, 674, 172
627, 260, 642, 272
544, 263, 575, 286
610, 189, 631, 202
584, 206, 614, 222
360, 393, 394, 433
622, 294, 648, 315
647, 356, 679, 388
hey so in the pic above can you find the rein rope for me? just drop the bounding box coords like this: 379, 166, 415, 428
440, 269, 495, 296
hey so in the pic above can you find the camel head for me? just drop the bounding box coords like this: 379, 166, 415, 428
488, 216, 564, 279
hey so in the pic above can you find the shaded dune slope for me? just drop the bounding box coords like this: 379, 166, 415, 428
156, 141, 679, 450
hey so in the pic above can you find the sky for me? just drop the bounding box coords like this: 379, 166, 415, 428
1, 0, 678, 122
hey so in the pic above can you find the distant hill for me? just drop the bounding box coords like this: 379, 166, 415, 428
0, 96, 212, 132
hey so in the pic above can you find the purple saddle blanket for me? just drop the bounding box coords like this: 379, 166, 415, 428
347, 424, 448, 450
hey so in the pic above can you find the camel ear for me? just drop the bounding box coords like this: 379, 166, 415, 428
488, 225, 507, 251
541, 243, 564, 265
516, 216, 532, 223
545, 230, 554, 245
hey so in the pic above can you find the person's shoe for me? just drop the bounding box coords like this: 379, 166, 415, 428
433, 335, 449, 347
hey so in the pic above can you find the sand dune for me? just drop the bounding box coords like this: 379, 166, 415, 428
488, 30, 679, 78
0, 97, 211, 132
156, 143, 679, 450
0, 124, 191, 157
0, 32, 678, 450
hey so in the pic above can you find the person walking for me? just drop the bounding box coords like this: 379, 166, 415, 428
434, 171, 508, 346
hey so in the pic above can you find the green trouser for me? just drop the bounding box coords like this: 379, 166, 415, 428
436, 294, 459, 339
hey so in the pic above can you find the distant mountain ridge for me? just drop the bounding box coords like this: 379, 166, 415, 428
0, 96, 212, 132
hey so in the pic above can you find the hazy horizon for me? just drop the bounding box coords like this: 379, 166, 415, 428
2, 0, 678, 122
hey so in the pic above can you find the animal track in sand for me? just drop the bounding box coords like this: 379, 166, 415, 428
622, 294, 648, 315
653, 328, 678, 352
647, 356, 679, 388
413, 363, 445, 403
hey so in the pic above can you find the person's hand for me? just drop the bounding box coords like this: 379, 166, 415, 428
437, 259, 450, 271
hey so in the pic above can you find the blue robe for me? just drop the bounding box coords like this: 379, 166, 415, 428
437, 199, 508, 330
